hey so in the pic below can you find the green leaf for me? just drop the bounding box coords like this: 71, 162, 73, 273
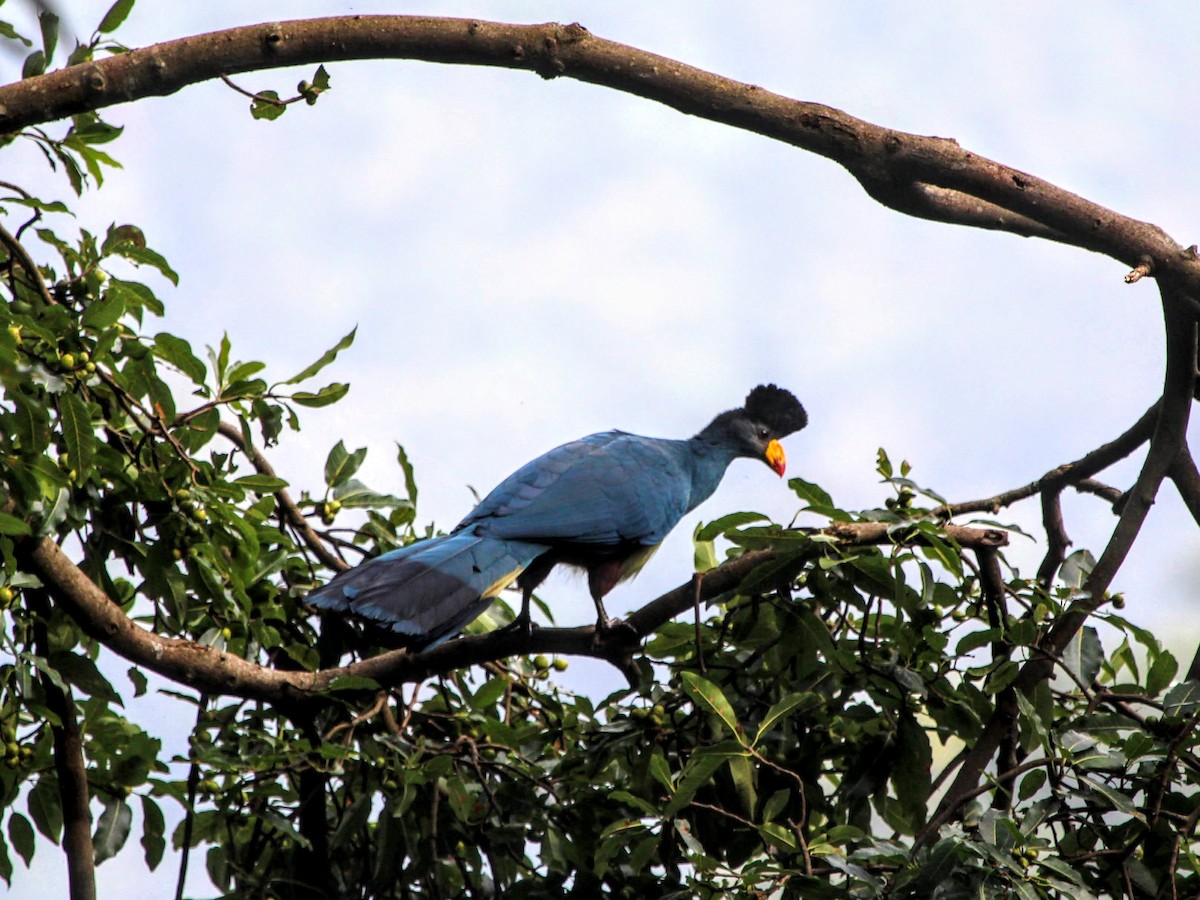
39, 11, 59, 61
893, 714, 932, 830
117, 246, 178, 285
1163, 681, 1200, 718
151, 336, 205, 384
696, 511, 770, 542
325, 675, 381, 693
93, 799, 132, 865
1146, 650, 1179, 697
0, 512, 31, 536
333, 479, 410, 510
292, 383, 350, 407
6, 813, 34, 867
28, 778, 63, 844
233, 474, 289, 493
282, 328, 356, 385
692, 522, 718, 572
127, 667, 148, 698
97, 0, 136, 34
1063, 625, 1104, 686
58, 392, 94, 478
664, 748, 737, 818
0, 21, 32, 48
648, 750, 674, 793
1017, 768, 1047, 802
250, 91, 287, 121
680, 672, 742, 742
22, 49, 46, 79
753, 692, 816, 747
1077, 775, 1142, 820
48, 651, 122, 705
727, 753, 757, 815
140, 796, 165, 870
1060, 549, 1095, 590
82, 293, 126, 330
324, 440, 366, 489
762, 788, 790, 823
758, 821, 798, 852
395, 442, 418, 506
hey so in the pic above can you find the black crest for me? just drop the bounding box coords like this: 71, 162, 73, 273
744, 384, 808, 437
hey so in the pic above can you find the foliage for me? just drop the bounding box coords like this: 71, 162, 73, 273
1, 4, 1199, 899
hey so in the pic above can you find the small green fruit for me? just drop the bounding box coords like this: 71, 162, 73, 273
552, 658, 569, 671
60, 352, 76, 369
533, 654, 551, 670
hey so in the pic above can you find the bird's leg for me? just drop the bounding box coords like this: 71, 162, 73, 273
501, 561, 551, 639
587, 562, 623, 633
516, 584, 534, 638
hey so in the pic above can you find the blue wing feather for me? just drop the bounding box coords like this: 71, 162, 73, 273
307, 531, 546, 646
460, 431, 695, 548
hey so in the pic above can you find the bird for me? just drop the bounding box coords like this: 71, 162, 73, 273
307, 385, 807, 648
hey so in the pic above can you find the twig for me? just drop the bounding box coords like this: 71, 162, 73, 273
932, 402, 1159, 520
216, 420, 347, 573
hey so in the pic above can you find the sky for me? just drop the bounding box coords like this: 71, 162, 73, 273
5, 1, 1200, 895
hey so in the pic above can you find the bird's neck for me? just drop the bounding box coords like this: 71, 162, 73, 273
684, 434, 741, 512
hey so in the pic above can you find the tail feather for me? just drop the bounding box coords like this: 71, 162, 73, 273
307, 531, 547, 646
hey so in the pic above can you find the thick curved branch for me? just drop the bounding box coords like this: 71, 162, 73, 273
1, 16, 1198, 286
21, 523, 1007, 704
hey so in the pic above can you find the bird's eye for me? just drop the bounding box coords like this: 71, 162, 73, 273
758, 427, 770, 440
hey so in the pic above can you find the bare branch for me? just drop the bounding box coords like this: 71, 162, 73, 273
1, 17, 1199, 285
933, 401, 1159, 519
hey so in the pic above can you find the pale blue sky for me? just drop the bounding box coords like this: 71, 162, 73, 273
6, 2, 1199, 895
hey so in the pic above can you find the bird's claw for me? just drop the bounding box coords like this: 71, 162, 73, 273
500, 614, 537, 639
592, 617, 639, 650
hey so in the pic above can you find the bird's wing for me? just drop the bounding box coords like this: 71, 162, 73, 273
459, 431, 694, 548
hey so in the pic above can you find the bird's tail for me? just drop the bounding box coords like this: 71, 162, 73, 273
306, 531, 546, 648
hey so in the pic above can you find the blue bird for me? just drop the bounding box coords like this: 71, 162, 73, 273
307, 385, 807, 647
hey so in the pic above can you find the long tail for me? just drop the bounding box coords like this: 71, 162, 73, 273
307, 531, 547, 647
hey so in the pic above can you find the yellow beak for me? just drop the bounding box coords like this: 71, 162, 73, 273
765, 439, 786, 477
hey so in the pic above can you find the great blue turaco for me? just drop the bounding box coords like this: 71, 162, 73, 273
307, 385, 807, 647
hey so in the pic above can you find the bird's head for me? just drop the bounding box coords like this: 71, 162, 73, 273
698, 384, 808, 476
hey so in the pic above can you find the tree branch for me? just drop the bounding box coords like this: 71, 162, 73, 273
933, 401, 1159, 520
926, 282, 1198, 840
2, 16, 1199, 287
20, 523, 1006, 704
29, 590, 95, 900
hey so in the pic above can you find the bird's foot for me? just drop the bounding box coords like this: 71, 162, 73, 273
499, 614, 537, 640
592, 617, 639, 650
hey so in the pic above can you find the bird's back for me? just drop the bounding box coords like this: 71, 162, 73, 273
459, 430, 698, 551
